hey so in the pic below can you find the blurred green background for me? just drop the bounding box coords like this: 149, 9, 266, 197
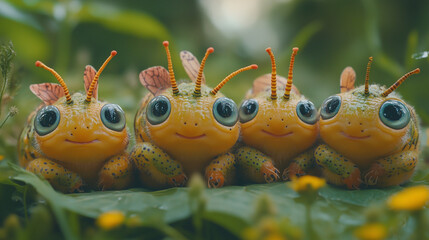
0, 0, 428, 159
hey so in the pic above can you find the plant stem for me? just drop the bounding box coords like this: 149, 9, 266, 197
0, 73, 8, 118
414, 211, 426, 240
156, 224, 188, 240
23, 185, 28, 223
304, 202, 318, 240
0, 111, 11, 128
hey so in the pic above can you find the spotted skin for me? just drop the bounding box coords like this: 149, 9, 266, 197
98, 154, 132, 190
18, 93, 130, 193
317, 67, 420, 189
364, 150, 417, 187
132, 43, 253, 189
236, 48, 318, 184
19, 56, 130, 193
315, 144, 361, 189
236, 146, 280, 183
283, 148, 315, 180
205, 152, 236, 188
131, 142, 187, 189
26, 158, 83, 193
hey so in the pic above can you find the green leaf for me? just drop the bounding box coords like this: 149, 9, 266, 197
289, 21, 324, 51
75, 3, 170, 41
1, 162, 425, 239
0, 1, 42, 30
203, 211, 249, 237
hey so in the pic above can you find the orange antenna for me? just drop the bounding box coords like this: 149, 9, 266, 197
163, 41, 179, 95
194, 47, 214, 97
211, 64, 258, 95
266, 47, 277, 100
381, 68, 420, 97
364, 56, 373, 95
85, 50, 117, 102
35, 61, 72, 104
284, 47, 299, 100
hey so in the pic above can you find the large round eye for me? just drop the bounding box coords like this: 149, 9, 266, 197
239, 99, 259, 123
296, 100, 318, 124
213, 97, 238, 127
379, 100, 410, 130
146, 95, 171, 125
320, 95, 341, 120
101, 104, 126, 131
34, 106, 61, 136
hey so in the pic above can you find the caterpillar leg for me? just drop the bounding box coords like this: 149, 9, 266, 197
26, 158, 83, 193
205, 153, 236, 188
236, 146, 280, 184
98, 153, 132, 190
130, 142, 187, 189
314, 144, 361, 189
364, 150, 418, 187
283, 148, 315, 180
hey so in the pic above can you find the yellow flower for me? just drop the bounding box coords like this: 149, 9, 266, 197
0, 155, 4, 161
354, 223, 387, 240
290, 175, 326, 193
96, 210, 125, 230
387, 185, 429, 211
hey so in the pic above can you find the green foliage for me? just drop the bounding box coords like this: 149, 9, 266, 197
0, 41, 17, 129
0, 162, 428, 239
0, 1, 428, 239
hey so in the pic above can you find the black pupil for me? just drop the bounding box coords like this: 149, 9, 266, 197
105, 106, 121, 123
152, 100, 168, 117
325, 97, 339, 113
217, 101, 233, 118
299, 102, 314, 118
383, 104, 403, 121
243, 101, 257, 115
39, 111, 57, 127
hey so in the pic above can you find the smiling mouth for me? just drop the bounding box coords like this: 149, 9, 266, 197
175, 133, 206, 140
262, 130, 293, 138
341, 132, 371, 140
65, 139, 100, 145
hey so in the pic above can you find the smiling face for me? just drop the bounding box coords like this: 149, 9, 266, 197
239, 89, 318, 166
141, 83, 239, 172
319, 85, 412, 167
35, 93, 129, 166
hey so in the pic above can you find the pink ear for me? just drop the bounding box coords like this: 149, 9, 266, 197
139, 66, 171, 95
251, 74, 300, 96
340, 67, 356, 93
83, 65, 98, 99
180, 50, 206, 84
30, 83, 65, 105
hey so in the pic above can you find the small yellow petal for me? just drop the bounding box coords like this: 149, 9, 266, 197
354, 223, 387, 240
290, 175, 326, 192
387, 185, 429, 211
96, 210, 125, 230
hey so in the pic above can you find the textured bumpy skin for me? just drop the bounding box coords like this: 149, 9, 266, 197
132, 42, 256, 189
133, 82, 240, 188
18, 57, 131, 193
316, 66, 420, 189
236, 48, 319, 183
